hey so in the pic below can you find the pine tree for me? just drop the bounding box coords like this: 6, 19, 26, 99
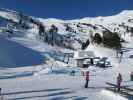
103, 31, 121, 49
93, 33, 102, 44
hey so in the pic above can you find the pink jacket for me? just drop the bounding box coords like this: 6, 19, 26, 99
85, 71, 89, 81
117, 74, 122, 85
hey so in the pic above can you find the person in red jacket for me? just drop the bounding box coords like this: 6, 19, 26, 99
117, 73, 122, 92
85, 71, 89, 88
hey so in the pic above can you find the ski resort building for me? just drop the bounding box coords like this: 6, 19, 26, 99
74, 50, 95, 67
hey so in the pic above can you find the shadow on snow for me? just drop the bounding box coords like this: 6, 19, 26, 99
0, 37, 44, 68
3, 88, 88, 100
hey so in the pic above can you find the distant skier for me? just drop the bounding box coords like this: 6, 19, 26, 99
117, 73, 123, 92
0, 88, 3, 100
85, 71, 90, 88
90, 58, 94, 65
0, 88, 1, 96
70, 70, 75, 76
130, 71, 133, 81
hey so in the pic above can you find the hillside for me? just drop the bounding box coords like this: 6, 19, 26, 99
0, 8, 133, 100
0, 9, 133, 66
0, 9, 133, 50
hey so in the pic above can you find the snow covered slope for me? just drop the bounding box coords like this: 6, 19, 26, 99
0, 8, 133, 67
0, 9, 133, 50
0, 9, 133, 100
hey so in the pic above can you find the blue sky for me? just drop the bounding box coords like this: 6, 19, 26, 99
0, 0, 133, 19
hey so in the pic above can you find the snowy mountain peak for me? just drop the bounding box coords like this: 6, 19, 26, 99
0, 9, 133, 50
119, 10, 133, 15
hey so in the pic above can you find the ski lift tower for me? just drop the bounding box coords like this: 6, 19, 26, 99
63, 50, 74, 64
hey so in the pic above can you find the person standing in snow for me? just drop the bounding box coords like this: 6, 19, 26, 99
0, 88, 1, 96
0, 88, 3, 100
117, 73, 122, 92
85, 71, 90, 88
130, 71, 133, 81
70, 70, 75, 76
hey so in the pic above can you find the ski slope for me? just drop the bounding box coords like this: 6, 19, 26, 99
0, 9, 133, 100
0, 62, 132, 100
0, 35, 132, 100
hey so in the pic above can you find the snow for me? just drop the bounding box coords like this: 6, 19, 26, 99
0, 36, 44, 68
0, 9, 19, 22
38, 18, 67, 35
0, 63, 132, 100
0, 9, 133, 100
0, 37, 132, 99
34, 67, 52, 76
101, 90, 128, 100
86, 44, 119, 66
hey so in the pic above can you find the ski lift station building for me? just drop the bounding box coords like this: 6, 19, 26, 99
74, 50, 95, 68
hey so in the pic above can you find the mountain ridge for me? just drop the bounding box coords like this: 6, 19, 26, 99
0, 9, 133, 50
0, 8, 133, 67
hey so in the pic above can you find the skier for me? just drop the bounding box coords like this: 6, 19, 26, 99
70, 70, 75, 76
130, 71, 133, 81
85, 71, 89, 88
0, 88, 4, 100
117, 73, 122, 92
0, 88, 2, 96
90, 58, 94, 65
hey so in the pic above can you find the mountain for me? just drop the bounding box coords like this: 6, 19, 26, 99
0, 8, 133, 67
0, 9, 133, 100
0, 9, 133, 50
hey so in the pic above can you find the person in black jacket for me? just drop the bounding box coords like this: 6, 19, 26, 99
117, 73, 122, 92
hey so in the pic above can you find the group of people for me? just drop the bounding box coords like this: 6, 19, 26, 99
84, 71, 123, 92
